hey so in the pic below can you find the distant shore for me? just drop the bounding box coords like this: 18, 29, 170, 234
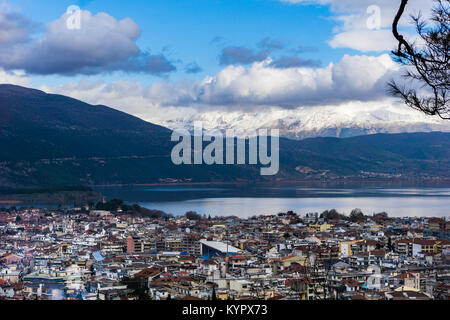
91, 178, 450, 188
0, 190, 102, 205
0, 200, 22, 205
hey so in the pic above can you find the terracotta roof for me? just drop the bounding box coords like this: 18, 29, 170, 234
135, 267, 161, 278
341, 279, 361, 287
369, 249, 386, 256
394, 272, 419, 279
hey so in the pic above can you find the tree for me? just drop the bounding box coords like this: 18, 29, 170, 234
321, 209, 342, 221
390, 0, 450, 119
185, 211, 201, 220
349, 208, 365, 223
95, 198, 123, 211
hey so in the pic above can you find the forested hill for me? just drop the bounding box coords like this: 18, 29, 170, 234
0, 84, 449, 187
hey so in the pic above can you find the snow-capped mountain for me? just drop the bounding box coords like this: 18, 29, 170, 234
156, 101, 450, 140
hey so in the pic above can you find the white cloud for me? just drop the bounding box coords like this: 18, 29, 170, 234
0, 69, 31, 86
0, 0, 444, 140
144, 54, 400, 108
41, 79, 450, 139
0, 10, 34, 46
38, 52, 449, 137
280, 0, 434, 52
43, 54, 401, 114
0, 9, 176, 75
328, 29, 397, 52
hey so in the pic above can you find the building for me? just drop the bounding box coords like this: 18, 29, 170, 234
200, 241, 241, 258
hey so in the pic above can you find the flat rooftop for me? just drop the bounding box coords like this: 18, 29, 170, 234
200, 240, 241, 254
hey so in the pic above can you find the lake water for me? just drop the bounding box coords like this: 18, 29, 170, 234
96, 183, 450, 218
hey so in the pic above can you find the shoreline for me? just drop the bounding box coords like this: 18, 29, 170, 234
91, 178, 450, 188
0, 190, 102, 206
0, 200, 22, 205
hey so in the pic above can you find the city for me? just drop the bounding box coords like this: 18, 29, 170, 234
0, 0, 449, 314
1, 202, 449, 301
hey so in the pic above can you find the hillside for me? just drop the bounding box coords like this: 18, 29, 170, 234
280, 132, 450, 178
0, 84, 172, 161
0, 84, 261, 186
0, 84, 449, 187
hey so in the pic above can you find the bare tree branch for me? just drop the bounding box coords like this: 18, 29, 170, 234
390, 0, 450, 120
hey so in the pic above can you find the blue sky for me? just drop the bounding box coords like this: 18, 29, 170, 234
6, 0, 367, 86
2, 0, 444, 133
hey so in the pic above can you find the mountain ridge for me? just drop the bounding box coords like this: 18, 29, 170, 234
157, 105, 450, 140
0, 84, 449, 187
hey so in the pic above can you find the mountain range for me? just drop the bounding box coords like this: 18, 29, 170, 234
0, 84, 449, 187
158, 104, 450, 140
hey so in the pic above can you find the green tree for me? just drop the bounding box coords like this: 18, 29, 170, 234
349, 208, 365, 223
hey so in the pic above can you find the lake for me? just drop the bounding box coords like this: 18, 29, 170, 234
95, 182, 450, 218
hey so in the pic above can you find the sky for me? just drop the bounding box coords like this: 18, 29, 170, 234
0, 0, 447, 133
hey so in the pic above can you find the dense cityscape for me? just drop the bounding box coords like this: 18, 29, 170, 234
0, 201, 449, 301
0, 1, 449, 317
